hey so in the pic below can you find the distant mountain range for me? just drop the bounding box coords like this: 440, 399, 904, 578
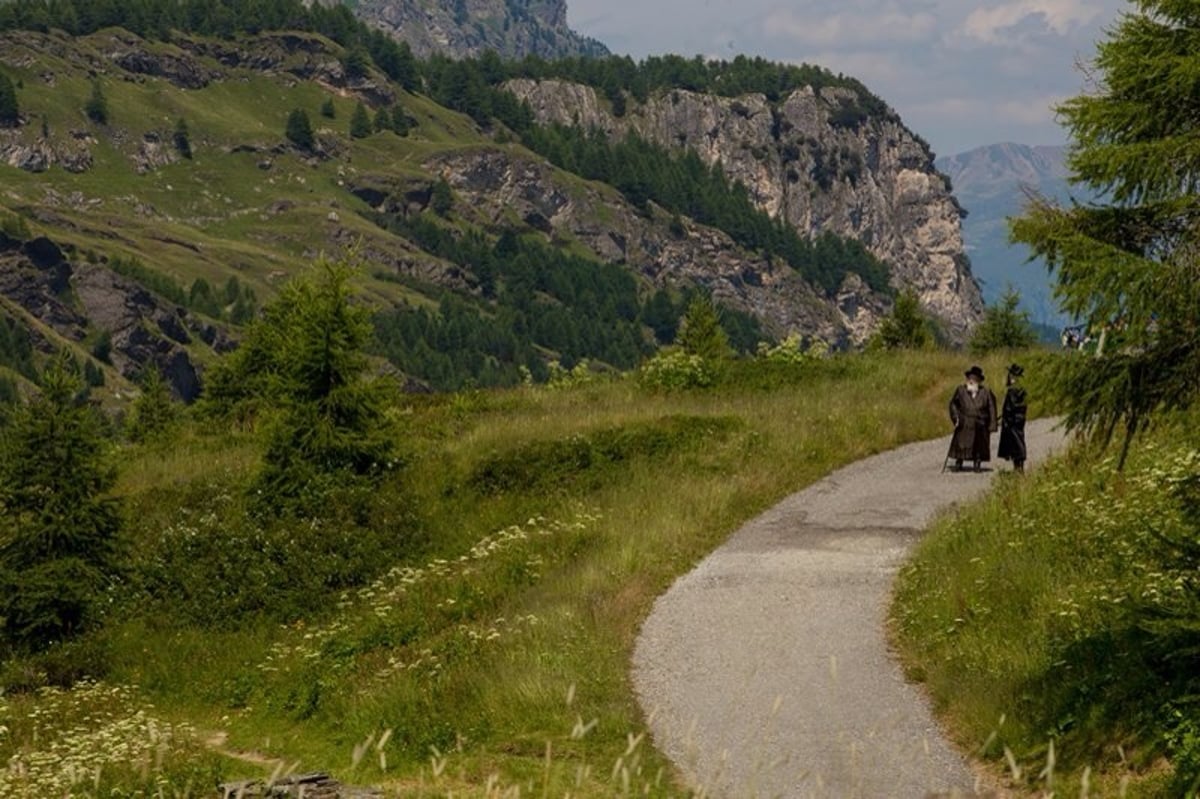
937, 142, 1090, 328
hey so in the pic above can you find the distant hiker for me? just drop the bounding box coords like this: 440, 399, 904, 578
998, 363, 1028, 473
947, 365, 998, 473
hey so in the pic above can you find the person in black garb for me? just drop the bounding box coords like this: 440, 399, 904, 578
948, 365, 998, 472
998, 363, 1028, 473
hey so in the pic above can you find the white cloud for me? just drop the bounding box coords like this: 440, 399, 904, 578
962, 0, 1105, 44
763, 6, 938, 47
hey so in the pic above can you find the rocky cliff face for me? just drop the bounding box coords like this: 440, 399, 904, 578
350, 0, 608, 59
0, 231, 231, 401
505, 79, 984, 340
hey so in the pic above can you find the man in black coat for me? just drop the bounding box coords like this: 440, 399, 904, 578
948, 365, 998, 472
998, 363, 1028, 473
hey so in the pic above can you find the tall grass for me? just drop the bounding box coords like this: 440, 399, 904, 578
2, 351, 1024, 795
892, 412, 1200, 797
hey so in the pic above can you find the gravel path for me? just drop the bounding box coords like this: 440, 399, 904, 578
632, 418, 1067, 798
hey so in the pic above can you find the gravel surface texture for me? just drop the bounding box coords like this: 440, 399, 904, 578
632, 418, 1067, 798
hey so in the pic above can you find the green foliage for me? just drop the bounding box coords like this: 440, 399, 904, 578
468, 415, 739, 495
676, 294, 731, 361
0, 0, 420, 90
107, 255, 192, 308
284, 107, 314, 151
969, 287, 1037, 354
84, 78, 107, 125
0, 356, 119, 652
171, 116, 191, 159
349, 101, 372, 139
90, 329, 112, 364
208, 257, 398, 516
638, 349, 715, 391
756, 333, 829, 365
127, 368, 178, 444
0, 315, 38, 383
0, 211, 31, 240
81, 359, 104, 388
370, 218, 650, 389
320, 97, 336, 119
372, 105, 390, 133
341, 46, 371, 79
1010, 0, 1200, 466
430, 177, 454, 216
870, 290, 933, 350
894, 420, 1200, 794
126, 476, 420, 625
0, 69, 18, 127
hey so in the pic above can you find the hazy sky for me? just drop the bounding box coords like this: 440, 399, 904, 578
566, 0, 1127, 157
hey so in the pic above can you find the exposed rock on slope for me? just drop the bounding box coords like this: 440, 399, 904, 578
351, 0, 608, 59
0, 231, 229, 401
356, 147, 885, 345
506, 79, 984, 340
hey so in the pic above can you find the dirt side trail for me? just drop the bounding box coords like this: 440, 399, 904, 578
633, 418, 1067, 798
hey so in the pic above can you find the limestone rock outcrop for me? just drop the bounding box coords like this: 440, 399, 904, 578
505, 79, 984, 340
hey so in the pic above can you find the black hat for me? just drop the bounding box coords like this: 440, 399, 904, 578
965, 365, 985, 381
1007, 363, 1025, 377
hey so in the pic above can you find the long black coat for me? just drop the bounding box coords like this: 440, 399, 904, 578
948, 384, 997, 461
998, 386, 1028, 463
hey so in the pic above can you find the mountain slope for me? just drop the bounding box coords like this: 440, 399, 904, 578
348, 0, 609, 59
507, 76, 983, 341
936, 142, 1084, 326
0, 13, 985, 401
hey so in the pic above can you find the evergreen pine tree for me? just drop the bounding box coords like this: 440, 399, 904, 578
390, 106, 412, 136
373, 106, 391, 133
84, 78, 108, 124
0, 70, 18, 128
1010, 0, 1200, 466
969, 287, 1037, 354
677, 294, 731, 361
871, 290, 933, 350
127, 367, 178, 444
430, 178, 454, 216
285, 108, 314, 151
349, 101, 372, 139
0, 355, 119, 651
320, 97, 336, 119
205, 257, 396, 515
172, 116, 192, 159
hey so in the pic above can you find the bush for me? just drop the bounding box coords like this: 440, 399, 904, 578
0, 70, 18, 127
870, 290, 933, 350
970, 287, 1037, 354
639, 349, 714, 391
756, 333, 828, 365
84, 79, 107, 125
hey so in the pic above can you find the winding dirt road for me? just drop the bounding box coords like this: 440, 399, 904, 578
632, 419, 1066, 798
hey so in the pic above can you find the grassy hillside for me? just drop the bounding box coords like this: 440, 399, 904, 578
893, 412, 1200, 796
0, 350, 1018, 796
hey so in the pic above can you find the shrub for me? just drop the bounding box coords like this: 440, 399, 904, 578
870, 290, 933, 350
84, 79, 107, 125
970, 287, 1037, 354
756, 333, 828, 365
639, 349, 714, 391
0, 70, 18, 128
